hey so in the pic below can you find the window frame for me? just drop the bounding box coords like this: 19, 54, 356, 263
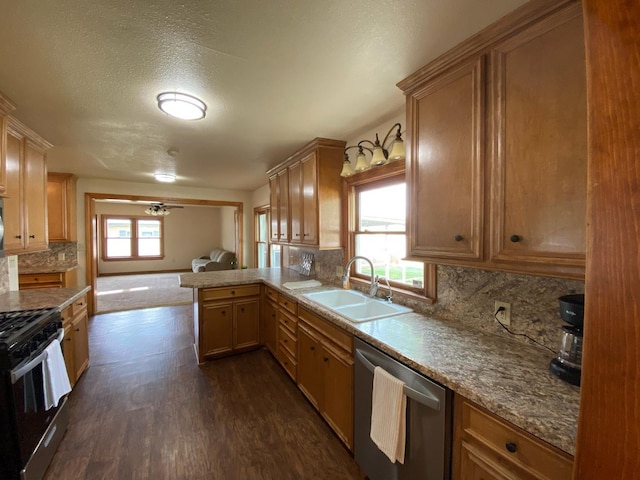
254, 205, 271, 268
101, 215, 165, 261
344, 162, 436, 303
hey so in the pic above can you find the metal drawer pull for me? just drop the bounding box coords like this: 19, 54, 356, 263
355, 349, 441, 412
505, 441, 517, 453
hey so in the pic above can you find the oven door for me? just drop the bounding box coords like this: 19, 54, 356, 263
9, 333, 64, 466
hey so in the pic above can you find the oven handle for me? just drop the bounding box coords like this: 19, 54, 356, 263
355, 348, 441, 412
10, 329, 64, 384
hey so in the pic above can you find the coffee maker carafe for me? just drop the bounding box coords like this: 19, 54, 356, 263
549, 294, 584, 386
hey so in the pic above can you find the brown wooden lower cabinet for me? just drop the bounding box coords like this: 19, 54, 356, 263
452, 395, 573, 480
297, 305, 353, 450
262, 292, 278, 355
195, 285, 261, 363
61, 293, 90, 387
18, 269, 77, 289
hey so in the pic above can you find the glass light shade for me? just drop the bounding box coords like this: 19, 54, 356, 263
354, 151, 370, 171
387, 139, 406, 161
144, 206, 170, 216
154, 173, 176, 183
370, 146, 387, 166
340, 159, 354, 177
157, 92, 206, 120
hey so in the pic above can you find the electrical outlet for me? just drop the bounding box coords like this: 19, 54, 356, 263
57, 253, 66, 261
494, 301, 511, 327
336, 266, 344, 277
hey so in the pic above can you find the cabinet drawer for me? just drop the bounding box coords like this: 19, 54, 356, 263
278, 324, 297, 359
60, 306, 73, 324
201, 284, 261, 301
279, 309, 297, 334
298, 306, 352, 354
277, 344, 297, 381
459, 398, 573, 479
19, 273, 63, 287
71, 294, 88, 316
265, 286, 279, 303
278, 294, 297, 315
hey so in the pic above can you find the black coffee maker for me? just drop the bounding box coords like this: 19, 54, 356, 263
549, 294, 584, 386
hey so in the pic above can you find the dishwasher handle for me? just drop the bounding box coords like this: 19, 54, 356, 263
355, 348, 441, 412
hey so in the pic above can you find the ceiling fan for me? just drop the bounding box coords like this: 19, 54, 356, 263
144, 202, 183, 216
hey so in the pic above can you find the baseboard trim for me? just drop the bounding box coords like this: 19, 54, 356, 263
98, 269, 191, 277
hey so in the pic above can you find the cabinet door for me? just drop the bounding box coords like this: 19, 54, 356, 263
233, 298, 260, 350
4, 130, 24, 252
201, 302, 234, 358
62, 323, 76, 387
269, 175, 280, 241
72, 311, 90, 381
289, 162, 303, 243
277, 170, 289, 243
321, 342, 354, 449
490, 10, 586, 269
262, 299, 278, 354
297, 323, 322, 409
407, 57, 485, 261
47, 173, 76, 242
24, 142, 48, 251
0, 116, 7, 196
459, 442, 516, 480
301, 152, 317, 245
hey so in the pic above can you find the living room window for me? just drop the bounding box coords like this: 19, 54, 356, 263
101, 215, 164, 260
345, 163, 436, 302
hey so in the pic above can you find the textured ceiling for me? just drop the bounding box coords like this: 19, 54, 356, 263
0, 0, 526, 191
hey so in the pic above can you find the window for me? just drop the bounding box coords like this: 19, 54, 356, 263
102, 215, 164, 260
345, 164, 436, 302
254, 206, 271, 268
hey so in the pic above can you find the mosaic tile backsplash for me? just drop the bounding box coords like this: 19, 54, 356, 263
303, 248, 584, 351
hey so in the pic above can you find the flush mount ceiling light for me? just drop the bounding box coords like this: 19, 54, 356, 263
154, 173, 176, 183
341, 123, 406, 177
157, 92, 207, 120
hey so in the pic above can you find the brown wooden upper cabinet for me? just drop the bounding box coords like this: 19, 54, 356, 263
4, 117, 52, 255
267, 138, 346, 249
398, 0, 586, 279
0, 92, 17, 196
47, 172, 77, 242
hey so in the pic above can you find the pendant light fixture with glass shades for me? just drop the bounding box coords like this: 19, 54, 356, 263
340, 123, 406, 177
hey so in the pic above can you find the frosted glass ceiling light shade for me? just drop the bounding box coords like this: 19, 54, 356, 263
145, 205, 170, 216
340, 123, 405, 176
340, 155, 354, 177
154, 173, 176, 183
157, 92, 206, 120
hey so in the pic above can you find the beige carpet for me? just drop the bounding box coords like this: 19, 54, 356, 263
96, 273, 192, 314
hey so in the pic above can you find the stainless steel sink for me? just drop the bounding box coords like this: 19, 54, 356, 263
303, 289, 412, 323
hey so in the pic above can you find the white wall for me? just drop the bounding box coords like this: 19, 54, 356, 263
76, 178, 254, 284
219, 206, 237, 256
95, 202, 222, 274
345, 108, 405, 167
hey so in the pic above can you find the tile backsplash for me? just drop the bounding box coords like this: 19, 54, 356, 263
17, 242, 78, 270
304, 248, 584, 352
0, 257, 8, 294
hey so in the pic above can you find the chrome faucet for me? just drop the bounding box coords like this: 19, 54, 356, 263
342, 256, 379, 297
379, 276, 393, 303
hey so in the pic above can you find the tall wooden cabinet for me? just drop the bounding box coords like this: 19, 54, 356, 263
267, 138, 346, 249
47, 172, 77, 242
4, 117, 52, 254
0, 92, 17, 196
399, 0, 586, 279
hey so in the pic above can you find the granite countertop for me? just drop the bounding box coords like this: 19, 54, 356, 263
181, 268, 580, 456
19, 265, 79, 274
0, 286, 91, 312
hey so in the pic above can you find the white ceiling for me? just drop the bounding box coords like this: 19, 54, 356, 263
0, 0, 526, 192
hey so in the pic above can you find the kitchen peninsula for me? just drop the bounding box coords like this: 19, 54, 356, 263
180, 268, 579, 463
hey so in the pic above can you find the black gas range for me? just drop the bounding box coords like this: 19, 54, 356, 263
0, 307, 70, 480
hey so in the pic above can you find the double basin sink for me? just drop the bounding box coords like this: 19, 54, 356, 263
302, 289, 412, 323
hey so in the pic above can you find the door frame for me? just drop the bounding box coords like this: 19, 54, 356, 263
84, 192, 243, 315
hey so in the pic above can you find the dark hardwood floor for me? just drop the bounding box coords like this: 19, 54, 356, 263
45, 305, 365, 480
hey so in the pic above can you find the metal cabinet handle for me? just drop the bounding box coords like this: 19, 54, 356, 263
29, 234, 35, 239
505, 441, 517, 453
510, 235, 521, 243
15, 235, 22, 239
454, 235, 463, 242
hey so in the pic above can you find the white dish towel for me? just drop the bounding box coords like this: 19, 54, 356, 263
42, 339, 72, 410
370, 366, 407, 464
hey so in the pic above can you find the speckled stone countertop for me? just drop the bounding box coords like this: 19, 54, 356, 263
19, 265, 79, 274
0, 286, 91, 312
180, 268, 580, 455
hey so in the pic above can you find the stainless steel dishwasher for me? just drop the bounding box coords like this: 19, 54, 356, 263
354, 338, 452, 480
